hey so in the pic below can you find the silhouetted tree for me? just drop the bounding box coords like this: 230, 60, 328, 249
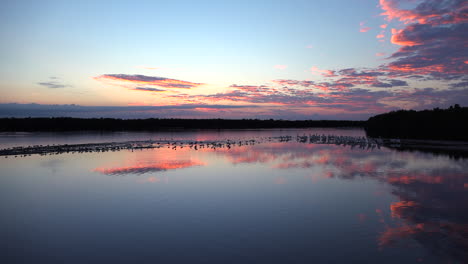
365, 105, 468, 140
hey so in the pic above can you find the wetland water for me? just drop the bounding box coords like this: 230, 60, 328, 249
1, 128, 467, 263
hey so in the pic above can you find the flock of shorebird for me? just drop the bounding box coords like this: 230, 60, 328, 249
0, 134, 384, 158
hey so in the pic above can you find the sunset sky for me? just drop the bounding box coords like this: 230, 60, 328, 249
0, 0, 467, 119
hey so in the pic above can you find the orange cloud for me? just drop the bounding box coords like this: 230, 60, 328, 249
379, 0, 420, 23
390, 200, 419, 218
390, 27, 422, 46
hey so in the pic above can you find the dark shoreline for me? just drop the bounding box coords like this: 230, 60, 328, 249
0, 118, 365, 132
1, 105, 467, 141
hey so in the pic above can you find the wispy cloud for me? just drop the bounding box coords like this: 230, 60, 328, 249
37, 82, 69, 89
359, 21, 372, 32
360, 27, 372, 33
181, 81, 468, 114
134, 87, 166, 92
272, 79, 315, 87
37, 77, 71, 89
94, 74, 203, 89
179, 85, 393, 113
94, 160, 204, 175
310, 66, 336, 76
332, 68, 409, 88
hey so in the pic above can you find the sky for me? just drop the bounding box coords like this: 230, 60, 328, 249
0, 0, 467, 120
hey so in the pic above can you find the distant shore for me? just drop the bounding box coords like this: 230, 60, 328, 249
0, 118, 365, 132
1, 105, 467, 142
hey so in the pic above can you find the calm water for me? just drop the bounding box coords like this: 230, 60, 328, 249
1, 129, 467, 264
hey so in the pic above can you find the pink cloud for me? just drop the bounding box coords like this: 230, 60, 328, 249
310, 66, 336, 77
272, 79, 315, 87
89, 1, 468, 118
359, 21, 372, 32
380, 0, 467, 25
175, 77, 433, 113
94, 160, 204, 175
391, 28, 401, 35
306, 44, 314, 49
94, 74, 204, 89
360, 27, 372, 33
379, 0, 420, 23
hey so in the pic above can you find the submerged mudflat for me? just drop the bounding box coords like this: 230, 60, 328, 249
2, 133, 467, 159
0, 134, 381, 157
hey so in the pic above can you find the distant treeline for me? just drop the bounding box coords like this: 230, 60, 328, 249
2, 105, 467, 141
365, 105, 468, 140
0, 118, 364, 132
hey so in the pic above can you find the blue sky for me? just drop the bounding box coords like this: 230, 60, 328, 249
0, 0, 466, 119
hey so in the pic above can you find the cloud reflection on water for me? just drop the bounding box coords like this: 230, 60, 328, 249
91, 141, 468, 262
94, 160, 205, 176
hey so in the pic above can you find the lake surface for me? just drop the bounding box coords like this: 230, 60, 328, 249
1, 129, 467, 264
